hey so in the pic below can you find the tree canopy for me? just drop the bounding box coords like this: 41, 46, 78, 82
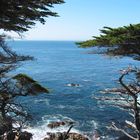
0, 0, 64, 32
77, 23, 140, 60
0, 0, 64, 138
77, 23, 140, 139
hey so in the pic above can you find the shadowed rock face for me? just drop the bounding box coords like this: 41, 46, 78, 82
0, 131, 32, 140
18, 131, 33, 140
0, 117, 12, 135
44, 132, 89, 140
116, 136, 133, 140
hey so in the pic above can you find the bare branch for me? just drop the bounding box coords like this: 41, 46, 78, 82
110, 122, 137, 140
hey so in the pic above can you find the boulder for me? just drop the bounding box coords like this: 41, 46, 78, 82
44, 132, 64, 140
6, 131, 17, 140
68, 132, 89, 140
47, 121, 74, 129
18, 131, 33, 140
0, 116, 12, 135
47, 122, 65, 129
0, 131, 32, 140
43, 132, 89, 140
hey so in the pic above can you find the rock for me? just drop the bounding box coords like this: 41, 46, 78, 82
68, 132, 89, 140
0, 131, 32, 140
0, 116, 12, 135
18, 131, 33, 140
47, 121, 74, 129
6, 131, 17, 140
44, 132, 64, 140
47, 121, 65, 129
43, 132, 89, 140
116, 135, 133, 140
66, 83, 80, 87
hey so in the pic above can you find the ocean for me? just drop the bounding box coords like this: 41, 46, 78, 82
7, 41, 139, 139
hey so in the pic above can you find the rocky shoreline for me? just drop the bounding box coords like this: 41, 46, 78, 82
44, 132, 89, 140
1, 120, 132, 140
44, 121, 90, 140
0, 121, 91, 140
1, 131, 89, 140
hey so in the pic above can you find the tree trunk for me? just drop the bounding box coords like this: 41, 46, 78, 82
134, 97, 140, 140
1, 102, 6, 118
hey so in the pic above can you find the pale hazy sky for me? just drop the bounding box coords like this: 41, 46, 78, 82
22, 0, 140, 41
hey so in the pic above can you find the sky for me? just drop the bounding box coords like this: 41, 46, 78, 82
21, 0, 140, 41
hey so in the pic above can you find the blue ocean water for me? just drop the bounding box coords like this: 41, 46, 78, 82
7, 41, 139, 139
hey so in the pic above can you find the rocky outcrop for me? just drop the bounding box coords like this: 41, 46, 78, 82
46, 120, 89, 140
0, 117, 12, 136
43, 132, 64, 140
0, 131, 32, 140
44, 132, 89, 140
68, 132, 89, 140
18, 131, 33, 140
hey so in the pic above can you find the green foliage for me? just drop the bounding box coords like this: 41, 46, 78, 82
76, 39, 97, 48
77, 23, 140, 139
0, 0, 64, 32
13, 74, 49, 94
77, 23, 140, 59
13, 74, 37, 83
0, 0, 64, 135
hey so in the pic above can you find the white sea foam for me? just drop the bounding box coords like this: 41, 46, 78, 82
34, 99, 50, 105
83, 79, 91, 82
23, 115, 114, 140
23, 114, 80, 140
66, 83, 82, 87
90, 120, 98, 129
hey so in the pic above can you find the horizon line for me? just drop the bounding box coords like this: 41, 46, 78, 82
6, 39, 84, 42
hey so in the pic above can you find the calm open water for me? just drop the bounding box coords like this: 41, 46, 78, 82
7, 41, 140, 139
